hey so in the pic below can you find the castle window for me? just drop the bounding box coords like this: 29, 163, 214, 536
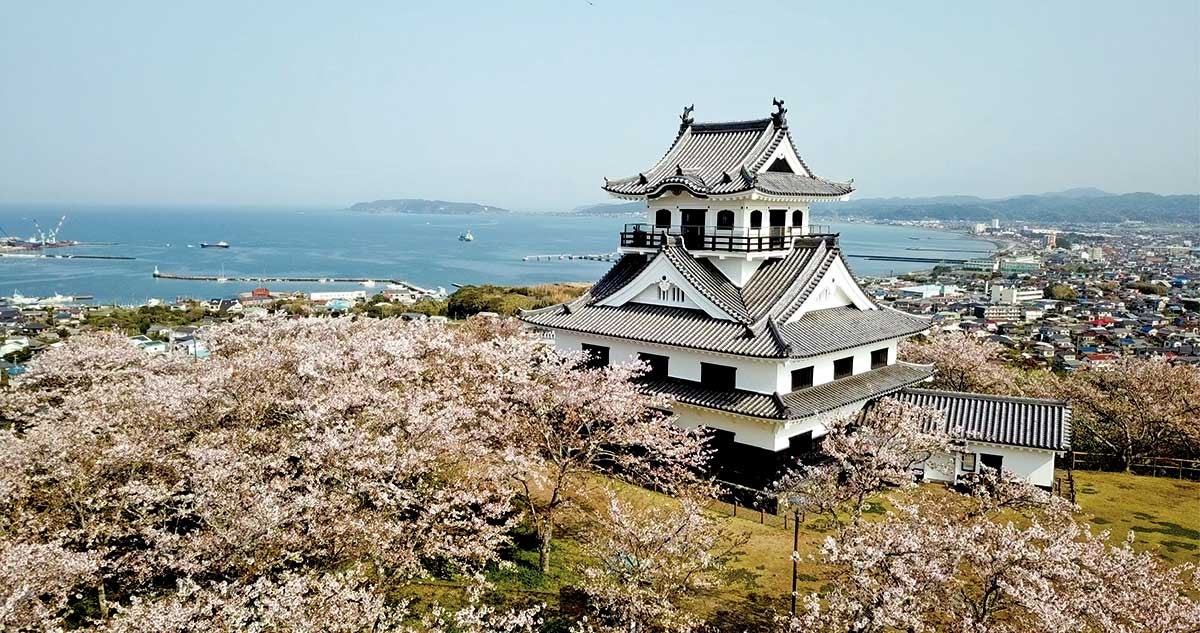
716, 210, 734, 229
750, 210, 762, 229
581, 343, 609, 369
700, 362, 737, 391
638, 352, 669, 379
791, 366, 814, 390
766, 157, 793, 173
871, 348, 888, 369
655, 209, 671, 228
833, 356, 854, 380
792, 209, 804, 226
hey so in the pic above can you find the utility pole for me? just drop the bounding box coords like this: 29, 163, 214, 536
791, 508, 800, 616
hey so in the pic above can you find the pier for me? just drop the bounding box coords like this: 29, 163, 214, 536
0, 252, 135, 260
152, 269, 435, 295
846, 254, 967, 264
521, 252, 621, 262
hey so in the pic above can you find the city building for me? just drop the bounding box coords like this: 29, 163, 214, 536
975, 304, 1024, 322
521, 102, 1071, 486
962, 258, 999, 273
990, 284, 1044, 305
1000, 256, 1043, 274
898, 284, 963, 299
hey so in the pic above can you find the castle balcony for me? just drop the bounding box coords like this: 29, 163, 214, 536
619, 223, 832, 254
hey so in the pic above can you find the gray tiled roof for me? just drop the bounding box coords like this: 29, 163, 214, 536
894, 388, 1072, 451
520, 237, 930, 359
642, 362, 933, 421
781, 363, 933, 417
660, 238, 751, 321
775, 307, 931, 358
602, 113, 852, 199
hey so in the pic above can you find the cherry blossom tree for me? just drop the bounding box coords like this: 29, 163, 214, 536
574, 492, 746, 632
496, 356, 710, 573
0, 317, 617, 630
774, 398, 951, 530
1061, 357, 1200, 469
780, 472, 1200, 633
899, 332, 1017, 394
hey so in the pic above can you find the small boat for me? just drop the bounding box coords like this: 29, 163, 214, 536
458, 230, 475, 242
200, 241, 230, 248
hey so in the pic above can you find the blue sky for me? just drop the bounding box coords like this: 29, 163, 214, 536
1, 1, 1196, 210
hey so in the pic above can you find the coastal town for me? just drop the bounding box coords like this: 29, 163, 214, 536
860, 219, 1200, 369
4, 218, 1196, 378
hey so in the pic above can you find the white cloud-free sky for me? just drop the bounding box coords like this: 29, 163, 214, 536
1, 0, 1197, 210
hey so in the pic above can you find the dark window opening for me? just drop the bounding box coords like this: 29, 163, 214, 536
788, 431, 813, 455
700, 362, 737, 391
870, 348, 888, 369
961, 453, 977, 472
716, 210, 734, 229
680, 209, 706, 250
766, 157, 794, 173
979, 453, 1003, 472
769, 209, 786, 227
791, 366, 814, 390
750, 210, 762, 229
638, 352, 669, 379
833, 356, 854, 380
654, 209, 671, 228
792, 209, 804, 226
581, 343, 609, 369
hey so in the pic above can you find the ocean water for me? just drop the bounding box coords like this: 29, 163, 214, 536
0, 207, 993, 305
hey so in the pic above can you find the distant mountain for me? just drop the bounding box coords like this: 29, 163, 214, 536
349, 199, 512, 215
574, 201, 645, 216
816, 190, 1198, 223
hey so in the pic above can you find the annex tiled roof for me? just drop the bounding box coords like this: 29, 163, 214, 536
602, 107, 852, 199
660, 238, 751, 321
894, 388, 1072, 451
641, 362, 933, 421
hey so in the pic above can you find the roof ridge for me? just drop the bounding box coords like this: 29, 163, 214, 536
900, 387, 1071, 407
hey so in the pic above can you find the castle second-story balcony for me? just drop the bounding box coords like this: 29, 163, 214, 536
620, 223, 832, 253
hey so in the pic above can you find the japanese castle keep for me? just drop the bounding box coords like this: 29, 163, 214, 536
521, 101, 1071, 487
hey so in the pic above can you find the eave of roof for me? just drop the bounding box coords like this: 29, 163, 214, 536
640, 362, 933, 422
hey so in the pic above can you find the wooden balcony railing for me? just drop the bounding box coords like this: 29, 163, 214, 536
620, 224, 832, 252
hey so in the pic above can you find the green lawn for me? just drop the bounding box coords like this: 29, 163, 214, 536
1071, 471, 1200, 566
403, 471, 1199, 622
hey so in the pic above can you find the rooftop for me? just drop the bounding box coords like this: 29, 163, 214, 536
602, 101, 853, 200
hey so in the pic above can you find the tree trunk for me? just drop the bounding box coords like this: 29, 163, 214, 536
98, 580, 109, 619
538, 522, 554, 573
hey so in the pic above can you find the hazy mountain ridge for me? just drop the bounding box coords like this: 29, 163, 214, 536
573, 201, 645, 215
349, 199, 512, 215
816, 190, 1199, 223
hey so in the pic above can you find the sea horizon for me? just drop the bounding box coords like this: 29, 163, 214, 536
0, 206, 994, 305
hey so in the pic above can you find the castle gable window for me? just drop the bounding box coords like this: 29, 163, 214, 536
766, 157, 793, 173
